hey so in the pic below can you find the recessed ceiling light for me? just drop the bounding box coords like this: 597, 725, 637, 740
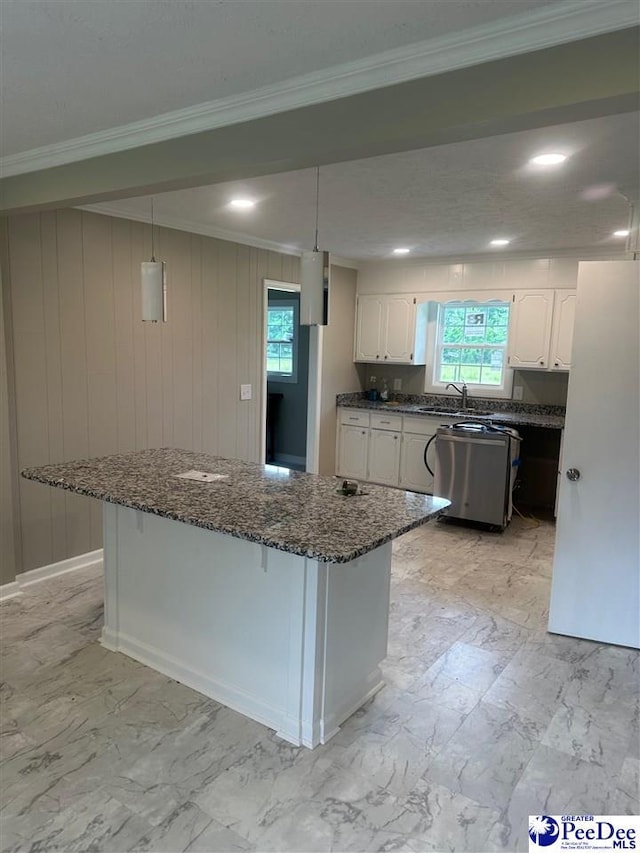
392, 247, 410, 255
490, 238, 510, 247
613, 229, 630, 238
530, 153, 567, 166
229, 198, 256, 209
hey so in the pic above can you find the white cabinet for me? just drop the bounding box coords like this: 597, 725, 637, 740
337, 410, 451, 494
508, 290, 555, 369
549, 290, 576, 371
368, 429, 401, 486
508, 289, 576, 371
337, 425, 369, 480
400, 434, 434, 493
354, 295, 429, 364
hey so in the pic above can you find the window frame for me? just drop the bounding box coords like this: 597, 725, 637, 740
425, 295, 514, 399
266, 299, 299, 383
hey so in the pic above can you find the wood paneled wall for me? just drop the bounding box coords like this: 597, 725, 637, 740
4, 209, 299, 574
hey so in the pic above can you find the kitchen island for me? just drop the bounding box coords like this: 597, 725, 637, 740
22, 448, 448, 748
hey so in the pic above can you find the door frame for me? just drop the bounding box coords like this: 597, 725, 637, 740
261, 279, 322, 473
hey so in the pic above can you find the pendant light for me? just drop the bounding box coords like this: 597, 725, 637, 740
141, 198, 167, 322
300, 166, 330, 326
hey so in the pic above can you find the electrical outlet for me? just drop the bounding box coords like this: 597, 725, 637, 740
240, 384, 252, 401
513, 385, 524, 401
393, 378, 402, 392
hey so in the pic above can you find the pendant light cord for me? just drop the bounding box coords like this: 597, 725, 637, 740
313, 166, 320, 253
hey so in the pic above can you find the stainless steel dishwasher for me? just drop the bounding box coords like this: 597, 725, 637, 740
433, 423, 521, 530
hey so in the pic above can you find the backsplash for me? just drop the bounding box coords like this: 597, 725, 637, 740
354, 363, 569, 407
336, 390, 566, 417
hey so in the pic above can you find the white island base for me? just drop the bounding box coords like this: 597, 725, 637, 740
100, 504, 392, 748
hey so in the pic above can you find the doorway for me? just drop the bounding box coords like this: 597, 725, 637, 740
264, 284, 310, 471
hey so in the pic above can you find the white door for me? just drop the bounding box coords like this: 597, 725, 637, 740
400, 433, 435, 493
549, 260, 639, 649
508, 290, 554, 369
383, 297, 415, 363
549, 289, 576, 371
337, 425, 369, 480
368, 429, 401, 486
355, 296, 383, 362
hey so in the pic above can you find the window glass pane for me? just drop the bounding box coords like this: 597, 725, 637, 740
487, 306, 509, 326
482, 348, 504, 366
441, 347, 461, 364
443, 325, 464, 344
480, 366, 502, 385
460, 347, 482, 364
439, 364, 458, 383
444, 307, 465, 325
486, 325, 508, 344
460, 365, 481, 383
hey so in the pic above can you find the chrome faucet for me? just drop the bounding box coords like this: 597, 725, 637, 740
446, 381, 468, 409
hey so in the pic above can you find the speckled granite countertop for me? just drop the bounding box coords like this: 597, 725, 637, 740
337, 393, 565, 430
21, 448, 449, 564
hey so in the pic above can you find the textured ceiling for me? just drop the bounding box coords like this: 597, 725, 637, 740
2, 0, 559, 156
86, 112, 639, 261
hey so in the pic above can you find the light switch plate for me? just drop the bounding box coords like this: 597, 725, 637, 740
240, 384, 252, 401
513, 385, 524, 400
393, 378, 402, 391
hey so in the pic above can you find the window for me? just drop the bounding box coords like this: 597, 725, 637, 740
267, 301, 298, 382
433, 300, 511, 391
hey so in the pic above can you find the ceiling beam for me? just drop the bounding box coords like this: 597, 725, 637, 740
1, 28, 638, 215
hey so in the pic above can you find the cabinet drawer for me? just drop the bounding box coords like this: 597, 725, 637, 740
370, 412, 402, 431
402, 415, 448, 436
339, 408, 371, 427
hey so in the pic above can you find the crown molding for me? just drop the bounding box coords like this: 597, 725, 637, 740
4, 0, 637, 178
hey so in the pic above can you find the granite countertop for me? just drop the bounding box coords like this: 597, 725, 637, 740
337, 393, 565, 430
21, 448, 449, 564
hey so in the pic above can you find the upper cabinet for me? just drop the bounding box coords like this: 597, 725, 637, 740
508, 289, 576, 371
354, 295, 429, 364
549, 289, 576, 371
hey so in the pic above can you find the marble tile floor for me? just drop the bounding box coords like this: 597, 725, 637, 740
1, 516, 638, 853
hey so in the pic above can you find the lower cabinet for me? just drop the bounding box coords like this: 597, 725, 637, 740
399, 433, 434, 493
368, 429, 401, 486
336, 409, 449, 494
337, 424, 369, 480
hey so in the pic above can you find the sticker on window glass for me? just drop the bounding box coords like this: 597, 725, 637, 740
465, 311, 486, 338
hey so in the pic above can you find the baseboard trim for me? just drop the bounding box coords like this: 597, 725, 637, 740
0, 581, 22, 602
100, 627, 298, 742
17, 549, 104, 588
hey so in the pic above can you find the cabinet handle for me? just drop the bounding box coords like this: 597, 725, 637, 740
348, 416, 359, 420
554, 362, 559, 367
394, 435, 398, 441
384, 355, 388, 360
380, 420, 390, 424
539, 360, 545, 366
362, 430, 366, 435
376, 354, 380, 359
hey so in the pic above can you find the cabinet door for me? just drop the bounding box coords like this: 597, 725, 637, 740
399, 432, 435, 493
354, 296, 383, 362
508, 290, 554, 369
337, 426, 369, 480
368, 429, 401, 486
382, 297, 416, 363
549, 290, 576, 371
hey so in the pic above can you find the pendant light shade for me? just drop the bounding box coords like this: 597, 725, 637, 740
300, 249, 330, 326
141, 261, 166, 323
300, 167, 329, 326
141, 198, 167, 322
